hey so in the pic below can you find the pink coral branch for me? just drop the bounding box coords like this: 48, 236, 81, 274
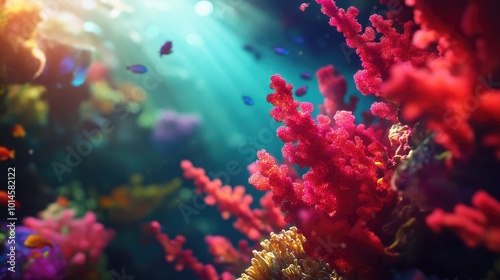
426, 190, 500, 252
23, 210, 114, 266
146, 221, 235, 280
316, 65, 358, 119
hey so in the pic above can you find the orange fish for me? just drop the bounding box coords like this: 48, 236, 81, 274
12, 124, 26, 138
0, 147, 14, 160
0, 190, 20, 208
56, 196, 69, 207
24, 234, 54, 250
99, 196, 114, 209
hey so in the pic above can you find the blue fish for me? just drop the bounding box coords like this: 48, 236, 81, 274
160, 40, 173, 56
58, 56, 75, 75
127, 64, 148, 74
273, 47, 289, 56
300, 72, 312, 80
242, 95, 254, 105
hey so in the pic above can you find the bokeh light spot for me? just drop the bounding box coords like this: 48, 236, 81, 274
194, 1, 214, 16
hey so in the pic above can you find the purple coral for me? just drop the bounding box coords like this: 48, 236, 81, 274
151, 110, 200, 148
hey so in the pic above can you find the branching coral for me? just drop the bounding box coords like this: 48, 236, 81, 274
181, 160, 286, 241
427, 190, 500, 252
315, 0, 436, 97
249, 74, 398, 278
239, 227, 341, 280
145, 221, 237, 280
153, 1, 500, 279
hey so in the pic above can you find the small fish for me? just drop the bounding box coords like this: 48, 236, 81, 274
295, 86, 308, 97
0, 190, 20, 208
0, 147, 14, 160
24, 234, 54, 250
126, 64, 148, 74
300, 3, 310, 12
242, 95, 254, 105
160, 40, 173, 56
300, 72, 312, 80
273, 47, 289, 56
12, 124, 26, 138
243, 44, 255, 52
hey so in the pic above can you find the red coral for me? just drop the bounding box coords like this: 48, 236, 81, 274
370, 101, 398, 122
180, 160, 286, 240
249, 74, 398, 277
407, 0, 500, 74
315, 0, 436, 96
426, 190, 500, 252
381, 61, 476, 158
23, 210, 115, 279
316, 65, 358, 119
205, 236, 251, 273
145, 221, 235, 280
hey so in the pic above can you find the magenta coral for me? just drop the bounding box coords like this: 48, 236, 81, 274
248, 74, 398, 277
315, 0, 436, 97
316, 65, 357, 118
23, 210, 114, 278
426, 190, 500, 252
148, 162, 286, 279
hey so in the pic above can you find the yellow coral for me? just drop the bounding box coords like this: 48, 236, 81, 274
239, 227, 342, 280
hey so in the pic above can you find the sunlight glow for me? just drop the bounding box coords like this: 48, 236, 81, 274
194, 1, 213, 16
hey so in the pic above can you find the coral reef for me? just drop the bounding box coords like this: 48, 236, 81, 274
154, 1, 500, 279
239, 226, 341, 280
0, 224, 66, 280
